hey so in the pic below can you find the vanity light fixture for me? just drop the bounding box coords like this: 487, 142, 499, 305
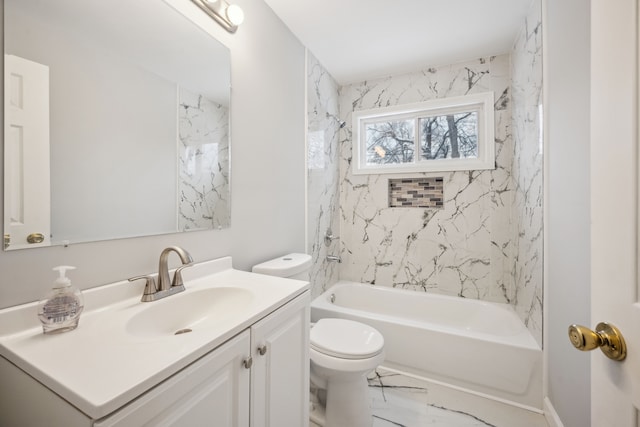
191, 0, 245, 33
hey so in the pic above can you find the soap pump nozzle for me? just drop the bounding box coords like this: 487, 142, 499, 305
53, 265, 75, 288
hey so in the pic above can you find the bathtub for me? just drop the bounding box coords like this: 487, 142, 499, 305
311, 281, 543, 410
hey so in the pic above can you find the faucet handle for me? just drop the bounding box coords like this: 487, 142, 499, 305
128, 275, 157, 300
172, 264, 193, 288
324, 228, 339, 247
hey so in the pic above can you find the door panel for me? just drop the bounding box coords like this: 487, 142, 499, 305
95, 331, 251, 427
250, 293, 310, 427
4, 54, 51, 249
590, 0, 640, 424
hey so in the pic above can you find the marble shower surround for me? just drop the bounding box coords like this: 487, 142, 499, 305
306, 4, 543, 346
306, 52, 341, 298
510, 3, 543, 344
339, 55, 515, 305
178, 88, 230, 231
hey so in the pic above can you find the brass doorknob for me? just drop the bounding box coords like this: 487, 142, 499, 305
26, 233, 45, 244
568, 322, 627, 361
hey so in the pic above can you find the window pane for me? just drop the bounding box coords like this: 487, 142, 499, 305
419, 112, 478, 160
364, 119, 415, 165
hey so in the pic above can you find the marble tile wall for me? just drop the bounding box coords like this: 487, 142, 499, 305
510, 3, 543, 345
306, 6, 543, 345
307, 53, 341, 298
338, 55, 515, 304
178, 88, 230, 231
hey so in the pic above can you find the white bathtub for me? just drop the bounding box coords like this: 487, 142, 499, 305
311, 281, 542, 410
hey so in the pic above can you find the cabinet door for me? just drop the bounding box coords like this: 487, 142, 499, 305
96, 331, 251, 427
250, 292, 310, 427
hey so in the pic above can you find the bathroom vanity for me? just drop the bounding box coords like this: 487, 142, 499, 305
0, 257, 310, 426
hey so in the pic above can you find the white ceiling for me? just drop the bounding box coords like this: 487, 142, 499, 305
263, 0, 534, 85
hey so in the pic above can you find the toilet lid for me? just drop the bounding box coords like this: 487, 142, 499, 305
310, 318, 384, 360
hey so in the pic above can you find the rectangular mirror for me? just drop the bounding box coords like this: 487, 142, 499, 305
4, 0, 231, 250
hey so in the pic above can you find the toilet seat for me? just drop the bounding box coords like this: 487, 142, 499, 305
310, 318, 384, 360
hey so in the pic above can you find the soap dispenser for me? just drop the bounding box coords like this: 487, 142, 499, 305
37, 266, 84, 334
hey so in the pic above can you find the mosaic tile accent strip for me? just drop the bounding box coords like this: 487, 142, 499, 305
389, 177, 444, 208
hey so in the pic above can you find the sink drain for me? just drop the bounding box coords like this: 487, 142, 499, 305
174, 328, 192, 335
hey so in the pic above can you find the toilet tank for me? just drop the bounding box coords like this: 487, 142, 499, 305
252, 253, 312, 281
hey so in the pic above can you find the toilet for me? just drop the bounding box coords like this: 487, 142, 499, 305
252, 253, 385, 427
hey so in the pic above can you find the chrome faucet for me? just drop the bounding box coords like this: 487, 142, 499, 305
128, 246, 194, 302
157, 246, 193, 291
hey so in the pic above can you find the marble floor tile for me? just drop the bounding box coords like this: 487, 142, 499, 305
369, 368, 548, 427
309, 368, 548, 427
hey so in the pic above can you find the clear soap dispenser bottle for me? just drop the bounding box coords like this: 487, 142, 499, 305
37, 266, 84, 334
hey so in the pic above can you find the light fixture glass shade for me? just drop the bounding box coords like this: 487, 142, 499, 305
225, 4, 244, 26
191, 0, 242, 33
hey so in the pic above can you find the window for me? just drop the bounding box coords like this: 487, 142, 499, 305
352, 92, 495, 174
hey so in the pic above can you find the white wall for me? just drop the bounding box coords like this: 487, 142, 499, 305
0, 0, 306, 308
544, 0, 591, 425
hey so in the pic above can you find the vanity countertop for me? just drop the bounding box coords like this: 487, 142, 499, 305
0, 257, 308, 419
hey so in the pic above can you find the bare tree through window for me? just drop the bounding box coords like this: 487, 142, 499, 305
365, 120, 414, 164
353, 92, 494, 174
364, 112, 478, 165
419, 112, 478, 160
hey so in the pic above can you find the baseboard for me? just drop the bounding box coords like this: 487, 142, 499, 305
543, 397, 564, 427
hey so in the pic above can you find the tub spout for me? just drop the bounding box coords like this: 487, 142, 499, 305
326, 255, 341, 263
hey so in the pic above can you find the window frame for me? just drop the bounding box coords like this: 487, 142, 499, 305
352, 92, 495, 175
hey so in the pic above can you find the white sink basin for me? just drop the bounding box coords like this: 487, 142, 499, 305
126, 287, 254, 338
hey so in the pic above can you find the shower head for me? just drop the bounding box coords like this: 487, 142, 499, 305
326, 112, 347, 129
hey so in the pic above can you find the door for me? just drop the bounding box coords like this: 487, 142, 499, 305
4, 54, 51, 249
590, 0, 640, 425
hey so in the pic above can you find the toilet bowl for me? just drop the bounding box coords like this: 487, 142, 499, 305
310, 318, 385, 427
252, 254, 386, 427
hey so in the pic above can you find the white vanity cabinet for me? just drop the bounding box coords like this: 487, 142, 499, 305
250, 290, 310, 427
97, 292, 310, 427
0, 286, 310, 427
95, 331, 251, 427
